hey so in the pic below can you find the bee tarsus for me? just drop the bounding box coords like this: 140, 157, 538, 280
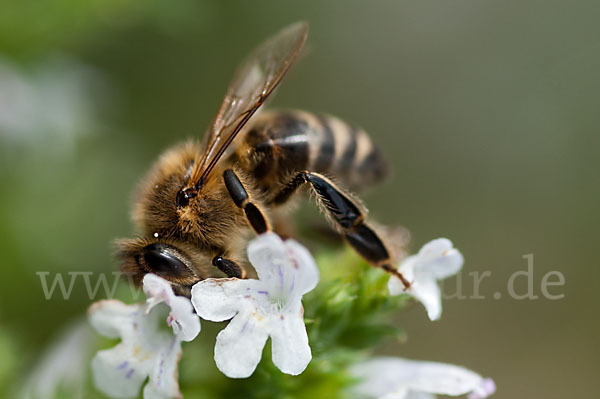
212, 256, 245, 279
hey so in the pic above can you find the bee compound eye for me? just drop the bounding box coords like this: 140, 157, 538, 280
141, 243, 196, 279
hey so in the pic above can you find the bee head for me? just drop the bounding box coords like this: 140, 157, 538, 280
115, 236, 206, 292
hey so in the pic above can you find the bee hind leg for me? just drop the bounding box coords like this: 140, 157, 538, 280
272, 171, 411, 289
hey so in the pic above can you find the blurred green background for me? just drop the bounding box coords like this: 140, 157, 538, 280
0, 1, 598, 398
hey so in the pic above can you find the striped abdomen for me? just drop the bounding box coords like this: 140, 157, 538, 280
234, 110, 388, 194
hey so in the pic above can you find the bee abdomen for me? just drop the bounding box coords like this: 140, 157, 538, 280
313, 112, 388, 188
238, 110, 387, 190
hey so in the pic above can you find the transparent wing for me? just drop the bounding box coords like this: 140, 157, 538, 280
188, 22, 308, 188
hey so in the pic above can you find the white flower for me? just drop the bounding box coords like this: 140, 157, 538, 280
388, 238, 463, 321
89, 276, 199, 399
143, 273, 201, 342
191, 232, 319, 378
350, 357, 496, 399
89, 300, 182, 399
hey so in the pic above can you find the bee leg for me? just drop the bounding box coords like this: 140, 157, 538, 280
212, 256, 246, 279
273, 171, 411, 289
223, 169, 271, 234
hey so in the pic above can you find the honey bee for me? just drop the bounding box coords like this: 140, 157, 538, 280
117, 22, 410, 295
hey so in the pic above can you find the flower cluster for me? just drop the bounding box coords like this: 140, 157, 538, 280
88, 233, 495, 399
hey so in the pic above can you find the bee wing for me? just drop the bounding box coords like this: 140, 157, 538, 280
188, 21, 308, 187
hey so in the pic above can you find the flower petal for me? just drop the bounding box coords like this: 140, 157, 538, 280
391, 239, 464, 320
405, 392, 436, 399
388, 264, 413, 296
351, 357, 494, 399
168, 296, 201, 342
404, 360, 491, 396
143, 274, 201, 342
410, 279, 442, 321
89, 299, 184, 398
88, 300, 137, 339
214, 312, 268, 378
247, 233, 319, 300
143, 338, 183, 399
414, 238, 463, 280
351, 357, 405, 399
270, 308, 312, 375
91, 345, 150, 398
468, 378, 496, 399
246, 232, 285, 280
389, 265, 443, 321
283, 238, 320, 295
143, 273, 173, 307
191, 278, 256, 322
